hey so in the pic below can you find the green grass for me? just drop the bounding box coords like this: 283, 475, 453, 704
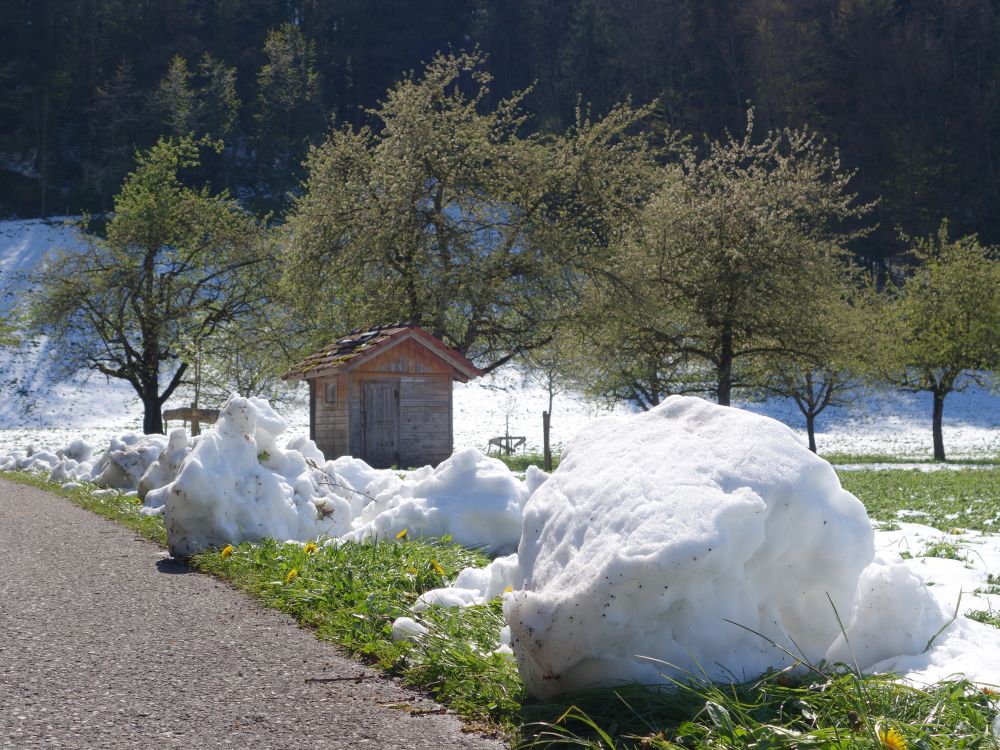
919, 540, 970, 561
521, 670, 1000, 749
824, 453, 1000, 465
968, 609, 1000, 629
493, 452, 561, 472
837, 468, 1000, 533
6, 468, 1000, 748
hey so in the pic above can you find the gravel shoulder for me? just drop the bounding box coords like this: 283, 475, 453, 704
0, 478, 507, 749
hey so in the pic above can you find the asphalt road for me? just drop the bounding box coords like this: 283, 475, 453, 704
0, 478, 508, 749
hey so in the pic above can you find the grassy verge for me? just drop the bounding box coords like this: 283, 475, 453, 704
824, 453, 1000, 465
5, 469, 1000, 748
521, 669, 1000, 749
493, 452, 561, 472
837, 468, 1000, 532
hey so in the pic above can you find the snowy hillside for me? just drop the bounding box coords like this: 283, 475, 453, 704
0, 219, 142, 432
0, 217, 997, 459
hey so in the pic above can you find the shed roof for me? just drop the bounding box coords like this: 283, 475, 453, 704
282, 323, 484, 382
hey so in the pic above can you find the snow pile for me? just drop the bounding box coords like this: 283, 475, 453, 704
503, 396, 879, 695
89, 433, 170, 489
411, 397, 1000, 697
156, 395, 359, 558
0, 393, 540, 557
6, 387, 1000, 693
340, 451, 544, 554
137, 429, 192, 500
153, 394, 538, 558
0, 431, 169, 490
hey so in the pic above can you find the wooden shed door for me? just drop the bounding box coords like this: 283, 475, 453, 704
363, 381, 400, 468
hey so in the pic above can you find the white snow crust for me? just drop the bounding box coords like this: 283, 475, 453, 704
503, 397, 879, 695
414, 397, 1000, 698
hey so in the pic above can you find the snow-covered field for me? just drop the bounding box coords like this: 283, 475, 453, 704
2, 217, 999, 459
4, 218, 1000, 697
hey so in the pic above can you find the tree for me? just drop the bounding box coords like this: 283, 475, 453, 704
193, 53, 240, 141
558, 281, 707, 410
28, 136, 270, 434
622, 111, 871, 406
88, 60, 146, 209
283, 51, 656, 370
0, 313, 19, 347
155, 53, 240, 141
180, 297, 308, 410
881, 224, 1000, 460
253, 23, 323, 191
156, 56, 198, 137
759, 281, 879, 453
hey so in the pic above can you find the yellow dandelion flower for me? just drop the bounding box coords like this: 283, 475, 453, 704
504, 586, 514, 593
303, 542, 318, 554
220, 544, 234, 558
879, 726, 906, 750
396, 528, 408, 540
431, 559, 445, 576
407, 567, 418, 575
285, 568, 299, 584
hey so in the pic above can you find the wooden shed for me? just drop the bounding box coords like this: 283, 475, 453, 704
282, 324, 483, 468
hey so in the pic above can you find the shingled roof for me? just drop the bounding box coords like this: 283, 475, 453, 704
281, 323, 483, 382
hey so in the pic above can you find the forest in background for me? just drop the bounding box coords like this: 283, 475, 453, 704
4, 0, 1000, 263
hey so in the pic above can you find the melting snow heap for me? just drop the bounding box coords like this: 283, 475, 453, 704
476, 396, 1000, 698
154, 395, 532, 558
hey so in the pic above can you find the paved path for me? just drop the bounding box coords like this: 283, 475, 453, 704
0, 478, 508, 749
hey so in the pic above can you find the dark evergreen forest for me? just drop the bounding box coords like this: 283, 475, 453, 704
3, 0, 999, 262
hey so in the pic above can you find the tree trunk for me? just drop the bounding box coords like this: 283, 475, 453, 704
716, 325, 734, 406
141, 376, 165, 434
806, 411, 817, 453
142, 397, 165, 435
932, 388, 947, 461
542, 410, 552, 472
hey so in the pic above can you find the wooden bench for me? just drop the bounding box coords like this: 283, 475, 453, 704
486, 435, 526, 456
162, 406, 220, 436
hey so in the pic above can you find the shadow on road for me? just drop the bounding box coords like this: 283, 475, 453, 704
156, 557, 192, 575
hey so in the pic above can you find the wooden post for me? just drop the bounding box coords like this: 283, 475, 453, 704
542, 410, 552, 472
190, 401, 201, 437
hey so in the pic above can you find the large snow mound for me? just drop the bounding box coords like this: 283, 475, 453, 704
499, 396, 1000, 698
152, 394, 535, 557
